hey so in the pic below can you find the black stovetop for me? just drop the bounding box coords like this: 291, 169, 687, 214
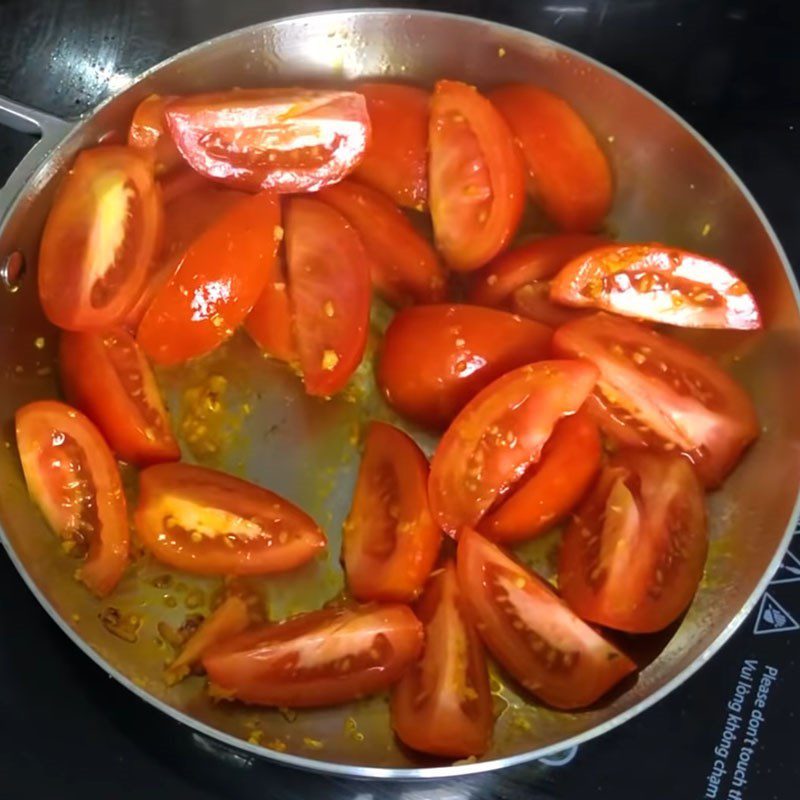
1, 2, 798, 798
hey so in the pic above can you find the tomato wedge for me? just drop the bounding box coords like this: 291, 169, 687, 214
377, 304, 552, 429
457, 528, 636, 709
559, 450, 707, 633
285, 197, 372, 396
15, 401, 129, 596
134, 463, 325, 575
353, 82, 429, 209
38, 146, 163, 331
488, 84, 612, 232
343, 422, 442, 603
137, 190, 280, 365
468, 234, 610, 326
429, 80, 525, 271
202, 604, 423, 707
480, 409, 601, 543
167, 595, 251, 682
550, 243, 762, 329
128, 94, 184, 175
391, 562, 492, 758
553, 313, 759, 487
317, 179, 446, 307
429, 360, 598, 536
165, 89, 370, 193
59, 328, 179, 466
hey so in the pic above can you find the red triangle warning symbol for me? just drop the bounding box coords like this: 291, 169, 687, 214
771, 549, 800, 585
753, 592, 800, 635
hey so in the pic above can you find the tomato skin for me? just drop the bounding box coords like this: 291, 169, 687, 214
137, 190, 281, 365
550, 243, 762, 330
391, 562, 492, 758
59, 328, 180, 466
128, 94, 184, 175
552, 313, 759, 487
317, 179, 446, 307
480, 409, 601, 543
202, 604, 423, 707
15, 401, 129, 597
166, 89, 370, 193
488, 84, 612, 232
377, 304, 552, 429
559, 450, 708, 633
244, 253, 297, 364
429, 359, 598, 536
468, 234, 610, 326
353, 83, 429, 209
134, 463, 326, 575
285, 198, 372, 397
38, 146, 164, 331
343, 422, 442, 603
457, 528, 636, 709
429, 80, 526, 271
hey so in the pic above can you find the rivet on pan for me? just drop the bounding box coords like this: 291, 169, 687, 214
1, 251, 25, 293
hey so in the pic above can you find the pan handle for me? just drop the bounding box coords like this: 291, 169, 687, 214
0, 95, 75, 221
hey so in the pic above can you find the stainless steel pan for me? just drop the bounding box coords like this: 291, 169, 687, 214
1, 8, 798, 779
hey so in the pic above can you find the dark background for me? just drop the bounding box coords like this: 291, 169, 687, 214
1, 1, 799, 798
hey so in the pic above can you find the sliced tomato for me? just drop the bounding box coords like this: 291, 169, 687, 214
468, 234, 610, 326
560, 450, 707, 633
317, 179, 445, 306
353, 82, 429, 209
429, 80, 525, 271
429, 360, 598, 536
59, 328, 179, 466
202, 604, 423, 707
391, 562, 492, 758
137, 190, 280, 365
128, 94, 184, 175
343, 422, 442, 603
167, 595, 251, 681
550, 243, 762, 330
285, 197, 372, 396
552, 313, 759, 487
244, 252, 297, 364
165, 89, 370, 193
488, 84, 612, 232
38, 146, 163, 331
480, 409, 601, 543
457, 528, 635, 709
134, 463, 325, 575
15, 401, 129, 596
158, 166, 213, 205
377, 304, 552, 429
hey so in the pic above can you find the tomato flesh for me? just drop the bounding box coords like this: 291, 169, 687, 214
457, 528, 636, 709
128, 94, 184, 175
489, 84, 612, 232
317, 179, 446, 307
202, 604, 423, 707
343, 422, 442, 603
137, 190, 281, 365
391, 562, 493, 758
134, 463, 326, 575
553, 312, 759, 487
550, 243, 762, 330
429, 359, 599, 535
429, 80, 525, 271
354, 82, 429, 209
377, 304, 552, 429
60, 328, 179, 466
15, 401, 129, 596
559, 450, 708, 633
38, 146, 163, 331
480, 409, 601, 543
166, 89, 370, 193
286, 197, 372, 397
